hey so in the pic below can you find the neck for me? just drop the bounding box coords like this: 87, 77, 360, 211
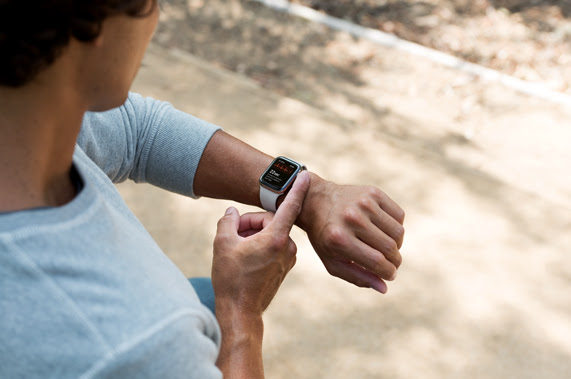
0, 60, 87, 212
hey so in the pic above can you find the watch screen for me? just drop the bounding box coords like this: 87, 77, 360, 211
260, 158, 299, 191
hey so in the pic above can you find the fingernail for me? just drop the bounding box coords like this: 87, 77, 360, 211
225, 207, 235, 215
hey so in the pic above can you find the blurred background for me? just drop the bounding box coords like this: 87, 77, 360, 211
119, 1, 571, 378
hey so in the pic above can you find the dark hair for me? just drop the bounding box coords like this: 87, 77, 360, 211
0, 0, 156, 87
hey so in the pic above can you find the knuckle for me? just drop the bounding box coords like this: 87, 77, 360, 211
343, 208, 364, 227
371, 255, 388, 275
269, 234, 289, 250
371, 256, 395, 280
289, 243, 298, 256
394, 251, 403, 268
385, 238, 398, 255
367, 186, 384, 201
323, 227, 348, 249
394, 224, 405, 243
285, 245, 298, 266
388, 266, 398, 280
289, 200, 303, 216
382, 238, 402, 268
357, 196, 375, 212
397, 208, 406, 223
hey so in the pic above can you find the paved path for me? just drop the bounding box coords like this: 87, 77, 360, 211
118, 43, 571, 378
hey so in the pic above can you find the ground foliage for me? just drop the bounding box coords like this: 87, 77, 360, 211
290, 0, 571, 93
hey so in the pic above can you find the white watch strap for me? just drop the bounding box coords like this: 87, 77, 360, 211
260, 186, 280, 212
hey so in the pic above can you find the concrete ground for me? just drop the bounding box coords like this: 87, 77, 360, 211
118, 42, 571, 378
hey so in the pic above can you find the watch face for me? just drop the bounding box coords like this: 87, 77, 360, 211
260, 157, 301, 192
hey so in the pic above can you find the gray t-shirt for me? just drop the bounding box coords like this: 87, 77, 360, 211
0, 93, 223, 378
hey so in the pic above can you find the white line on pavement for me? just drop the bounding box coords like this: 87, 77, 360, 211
254, 0, 571, 107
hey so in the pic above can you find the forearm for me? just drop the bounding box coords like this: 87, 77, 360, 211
215, 302, 265, 379
194, 130, 273, 207
193, 130, 326, 221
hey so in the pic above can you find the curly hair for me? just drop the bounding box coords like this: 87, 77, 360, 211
0, 0, 157, 87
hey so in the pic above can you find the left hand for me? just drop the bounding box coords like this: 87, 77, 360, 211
297, 173, 405, 294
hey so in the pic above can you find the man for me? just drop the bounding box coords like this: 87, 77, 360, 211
0, 0, 404, 377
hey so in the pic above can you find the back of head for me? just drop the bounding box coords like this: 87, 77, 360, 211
0, 0, 155, 88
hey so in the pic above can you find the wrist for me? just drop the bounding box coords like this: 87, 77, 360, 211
295, 171, 331, 231
215, 301, 265, 378
215, 300, 264, 338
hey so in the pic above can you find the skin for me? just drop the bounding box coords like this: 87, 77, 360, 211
213, 172, 310, 378
194, 131, 405, 294
0, 1, 160, 210
0, 0, 405, 377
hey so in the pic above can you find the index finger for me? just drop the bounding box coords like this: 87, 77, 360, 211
270, 171, 310, 235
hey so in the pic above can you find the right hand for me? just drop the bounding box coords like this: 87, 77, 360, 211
212, 171, 310, 315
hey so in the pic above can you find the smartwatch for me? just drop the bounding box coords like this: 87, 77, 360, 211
259, 156, 306, 212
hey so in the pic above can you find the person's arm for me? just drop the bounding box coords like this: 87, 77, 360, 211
211, 172, 310, 378
81, 93, 404, 293
195, 130, 405, 294
193, 130, 271, 206
215, 305, 264, 378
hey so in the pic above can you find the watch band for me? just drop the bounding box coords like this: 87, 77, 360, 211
260, 186, 280, 212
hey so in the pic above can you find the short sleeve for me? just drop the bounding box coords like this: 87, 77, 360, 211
78, 92, 221, 198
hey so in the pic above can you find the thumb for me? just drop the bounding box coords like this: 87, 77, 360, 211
216, 207, 240, 238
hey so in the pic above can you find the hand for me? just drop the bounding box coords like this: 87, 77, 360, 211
212, 171, 310, 314
298, 174, 405, 294
212, 172, 309, 378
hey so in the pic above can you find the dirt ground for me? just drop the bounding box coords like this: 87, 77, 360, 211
127, 42, 571, 377
154, 0, 571, 104
292, 0, 571, 93
124, 1, 571, 378
152, 0, 571, 204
